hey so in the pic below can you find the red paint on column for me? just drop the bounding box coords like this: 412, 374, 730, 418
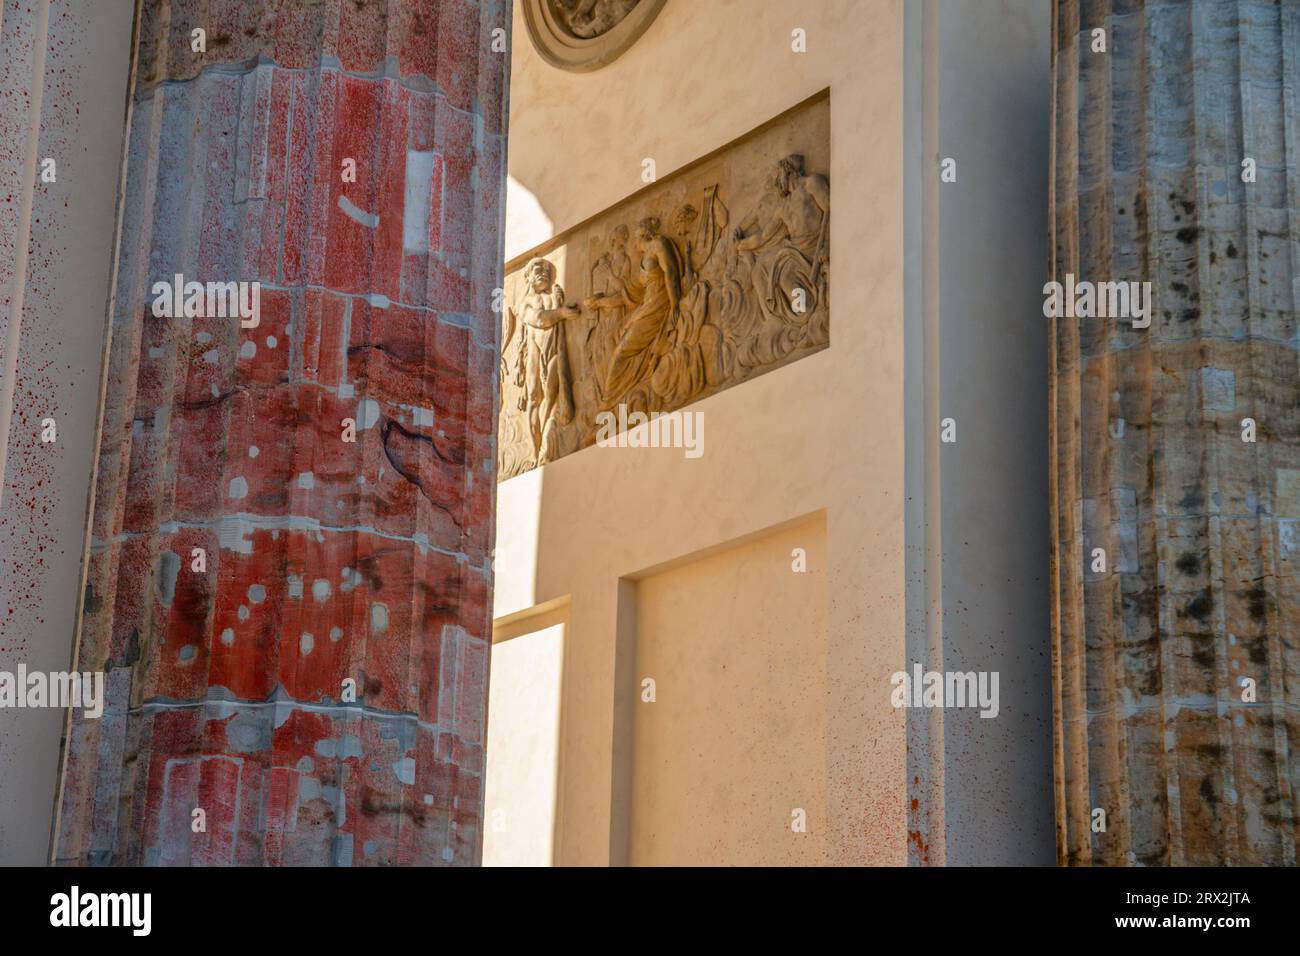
53, 0, 508, 867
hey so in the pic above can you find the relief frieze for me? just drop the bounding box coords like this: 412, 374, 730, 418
499, 94, 830, 479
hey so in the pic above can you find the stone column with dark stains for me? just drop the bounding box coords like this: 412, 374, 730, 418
1050, 0, 1299, 865
51, 0, 509, 866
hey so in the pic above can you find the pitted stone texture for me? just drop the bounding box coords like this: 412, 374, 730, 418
53, 0, 508, 866
1050, 0, 1300, 866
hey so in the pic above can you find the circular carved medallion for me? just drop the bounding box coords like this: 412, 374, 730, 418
523, 0, 668, 73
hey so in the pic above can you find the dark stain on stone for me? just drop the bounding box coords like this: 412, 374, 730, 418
179, 388, 238, 411
1175, 552, 1200, 575
1244, 585, 1270, 620
349, 340, 423, 368
1247, 637, 1269, 667
354, 552, 386, 591
361, 786, 402, 816
1200, 776, 1218, 804
1140, 668, 1161, 696
1176, 226, 1200, 244
110, 627, 141, 669
1184, 588, 1213, 621
1192, 640, 1216, 670
1226, 241, 1238, 258
1178, 486, 1205, 510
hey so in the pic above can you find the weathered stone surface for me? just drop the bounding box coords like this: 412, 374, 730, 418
498, 93, 829, 479
52, 0, 509, 866
1050, 0, 1300, 865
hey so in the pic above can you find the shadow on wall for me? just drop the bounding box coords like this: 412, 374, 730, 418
505, 175, 554, 262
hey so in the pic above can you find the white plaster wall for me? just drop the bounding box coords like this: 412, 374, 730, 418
947, 0, 1053, 866
934, 0, 1054, 866
498, 0, 907, 866
496, 0, 1055, 866
0, 0, 135, 864
482, 617, 565, 866
904, 0, 1055, 865
629, 517, 828, 865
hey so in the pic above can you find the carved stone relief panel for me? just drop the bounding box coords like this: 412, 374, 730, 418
499, 94, 830, 480
523, 0, 667, 73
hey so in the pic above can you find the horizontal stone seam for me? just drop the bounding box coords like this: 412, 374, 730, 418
136, 58, 459, 100
121, 282, 500, 351
1069, 699, 1300, 720
116, 697, 487, 749
1063, 506, 1287, 518
1055, 334, 1300, 368
88, 520, 492, 568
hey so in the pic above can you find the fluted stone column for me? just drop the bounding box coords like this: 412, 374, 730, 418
1051, 0, 1300, 865
52, 0, 509, 865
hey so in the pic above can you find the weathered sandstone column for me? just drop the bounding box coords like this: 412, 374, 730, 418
52, 0, 509, 865
1051, 0, 1299, 865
